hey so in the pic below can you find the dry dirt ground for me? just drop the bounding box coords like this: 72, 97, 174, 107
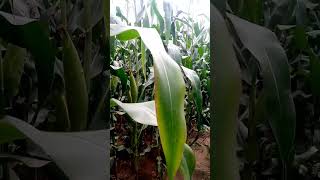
112, 130, 210, 180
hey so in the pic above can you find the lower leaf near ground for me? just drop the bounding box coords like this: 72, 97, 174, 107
0, 116, 108, 180
111, 98, 196, 179
110, 24, 187, 179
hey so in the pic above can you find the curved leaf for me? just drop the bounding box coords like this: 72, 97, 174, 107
129, 71, 138, 103
110, 98, 196, 179
111, 24, 186, 179
0, 116, 108, 180
227, 13, 296, 162
179, 144, 196, 180
181, 66, 203, 125
111, 98, 157, 126
62, 30, 88, 131
166, 44, 202, 126
212, 5, 241, 180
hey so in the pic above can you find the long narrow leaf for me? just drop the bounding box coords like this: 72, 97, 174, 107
111, 98, 195, 180
0, 116, 108, 180
211, 5, 242, 180
111, 24, 186, 179
227, 13, 296, 162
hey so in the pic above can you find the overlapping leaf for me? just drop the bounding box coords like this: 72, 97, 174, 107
211, 5, 242, 180
111, 24, 186, 179
0, 11, 55, 103
227, 13, 296, 162
0, 116, 108, 180
110, 98, 195, 179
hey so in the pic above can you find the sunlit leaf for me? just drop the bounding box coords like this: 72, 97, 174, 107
111, 24, 186, 179
181, 66, 203, 125
111, 98, 157, 126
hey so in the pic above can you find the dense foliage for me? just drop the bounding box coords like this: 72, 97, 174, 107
110, 0, 210, 179
213, 0, 320, 180
0, 0, 109, 180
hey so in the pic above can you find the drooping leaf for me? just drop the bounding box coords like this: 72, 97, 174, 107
211, 5, 241, 180
62, 29, 88, 131
181, 66, 202, 125
111, 98, 195, 179
111, 98, 157, 126
0, 11, 56, 103
0, 116, 108, 180
2, 43, 26, 100
111, 24, 186, 179
227, 13, 296, 162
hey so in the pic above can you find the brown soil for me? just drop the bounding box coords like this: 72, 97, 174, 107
191, 131, 210, 180
112, 130, 210, 180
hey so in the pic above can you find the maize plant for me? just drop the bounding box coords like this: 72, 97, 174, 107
110, 0, 209, 179
0, 0, 109, 179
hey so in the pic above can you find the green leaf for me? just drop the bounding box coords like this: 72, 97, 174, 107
167, 42, 182, 64
110, 98, 196, 179
52, 91, 70, 131
181, 66, 203, 125
151, 0, 164, 33
212, 5, 241, 180
0, 116, 108, 180
141, 41, 147, 81
110, 65, 128, 92
110, 24, 186, 179
0, 121, 25, 144
179, 144, 196, 180
111, 98, 157, 126
239, 0, 262, 24
129, 71, 138, 103
3, 43, 27, 100
163, 1, 172, 43
62, 30, 88, 131
227, 13, 296, 162
0, 11, 56, 103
